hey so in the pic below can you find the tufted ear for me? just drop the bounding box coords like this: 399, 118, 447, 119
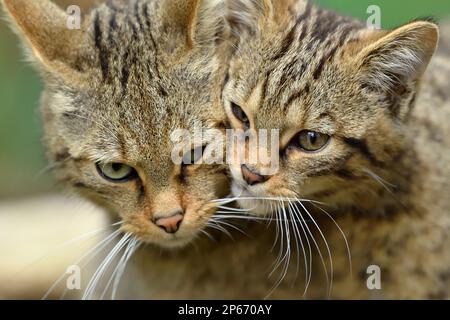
2, 0, 89, 82
355, 21, 439, 95
161, 0, 225, 48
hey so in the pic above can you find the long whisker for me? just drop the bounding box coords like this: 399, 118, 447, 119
42, 228, 122, 300
293, 202, 329, 296
312, 203, 353, 278
362, 167, 396, 194
111, 237, 140, 300
100, 238, 132, 300
217, 205, 252, 212
270, 203, 285, 277
210, 193, 243, 204
206, 222, 234, 240
297, 199, 333, 297
82, 232, 132, 300
211, 219, 249, 237
199, 229, 216, 242
215, 213, 289, 222
266, 201, 292, 299
20, 222, 122, 278
270, 200, 280, 253
287, 201, 308, 297
220, 196, 324, 204
290, 202, 313, 295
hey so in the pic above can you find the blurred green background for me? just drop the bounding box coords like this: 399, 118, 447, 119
0, 0, 449, 198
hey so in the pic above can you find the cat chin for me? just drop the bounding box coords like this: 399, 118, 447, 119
231, 183, 273, 216
145, 236, 195, 250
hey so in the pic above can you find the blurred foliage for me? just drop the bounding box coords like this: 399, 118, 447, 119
0, 0, 449, 198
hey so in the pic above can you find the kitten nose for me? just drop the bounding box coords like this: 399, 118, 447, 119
153, 211, 184, 234
241, 164, 270, 186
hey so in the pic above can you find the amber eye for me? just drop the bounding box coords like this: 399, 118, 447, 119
292, 130, 330, 152
230, 102, 250, 128
96, 162, 138, 182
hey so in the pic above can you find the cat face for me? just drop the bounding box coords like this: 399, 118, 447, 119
223, 0, 438, 215
4, 0, 229, 248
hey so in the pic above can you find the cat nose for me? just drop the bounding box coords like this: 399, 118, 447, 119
241, 164, 270, 186
153, 210, 184, 234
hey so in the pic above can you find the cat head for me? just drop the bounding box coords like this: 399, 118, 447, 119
3, 0, 229, 248
222, 0, 439, 214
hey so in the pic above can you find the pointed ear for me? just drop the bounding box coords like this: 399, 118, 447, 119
2, 0, 88, 82
161, 0, 225, 48
355, 21, 439, 94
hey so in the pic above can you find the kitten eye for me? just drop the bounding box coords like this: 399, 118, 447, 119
292, 130, 330, 152
230, 102, 250, 128
96, 162, 137, 182
182, 146, 206, 165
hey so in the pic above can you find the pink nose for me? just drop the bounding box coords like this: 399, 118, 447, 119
241, 164, 270, 186
154, 212, 184, 234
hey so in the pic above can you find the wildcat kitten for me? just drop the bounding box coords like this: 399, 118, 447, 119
3, 0, 316, 299
222, 0, 450, 299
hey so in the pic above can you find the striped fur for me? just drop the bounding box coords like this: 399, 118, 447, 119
223, 0, 450, 298
3, 0, 230, 248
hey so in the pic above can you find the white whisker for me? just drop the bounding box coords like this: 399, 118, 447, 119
111, 237, 140, 300
207, 222, 234, 240
362, 167, 396, 194
199, 229, 216, 242
82, 232, 132, 300
42, 228, 122, 300
297, 198, 333, 297
287, 201, 308, 297
211, 219, 249, 237
313, 203, 353, 278
290, 202, 313, 294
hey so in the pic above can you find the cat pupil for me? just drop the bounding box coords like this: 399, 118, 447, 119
112, 163, 123, 172
308, 132, 317, 145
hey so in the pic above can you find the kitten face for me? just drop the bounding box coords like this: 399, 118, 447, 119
4, 0, 228, 248
223, 1, 438, 215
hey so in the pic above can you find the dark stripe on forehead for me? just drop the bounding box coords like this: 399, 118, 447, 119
120, 52, 131, 92
313, 42, 339, 80
94, 12, 109, 80
271, 1, 312, 61
343, 137, 383, 167
260, 70, 273, 104
284, 83, 309, 110
271, 21, 298, 61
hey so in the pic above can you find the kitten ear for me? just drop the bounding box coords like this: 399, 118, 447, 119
355, 21, 439, 94
2, 0, 87, 81
162, 0, 225, 47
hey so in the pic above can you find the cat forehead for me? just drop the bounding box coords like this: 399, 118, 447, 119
229, 5, 364, 96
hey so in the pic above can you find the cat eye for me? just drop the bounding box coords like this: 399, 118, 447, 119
230, 102, 250, 129
182, 146, 206, 165
96, 162, 138, 182
291, 130, 330, 152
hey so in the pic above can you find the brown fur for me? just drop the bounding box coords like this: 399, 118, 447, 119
222, 0, 450, 299
4, 0, 450, 299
